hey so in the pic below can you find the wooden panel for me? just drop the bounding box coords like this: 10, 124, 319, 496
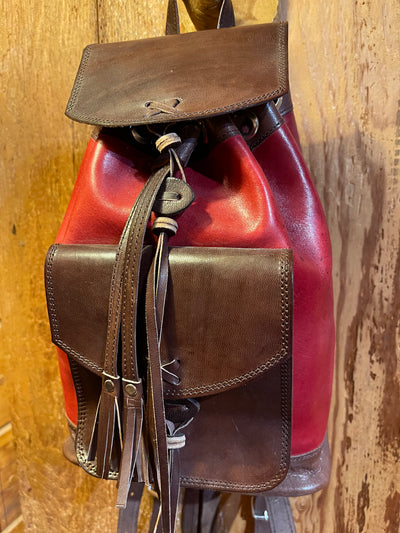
282, 1, 400, 532
0, 428, 22, 531
0, 1, 118, 531
1, 0, 399, 532
0, 376, 11, 429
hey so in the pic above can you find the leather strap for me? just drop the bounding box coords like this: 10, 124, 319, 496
115, 130, 198, 517
145, 230, 174, 533
182, 490, 221, 533
165, 0, 235, 35
118, 492, 297, 533
182, 489, 202, 533
253, 496, 296, 533
94, 164, 171, 485
117, 483, 144, 533
117, 164, 171, 507
117, 484, 162, 533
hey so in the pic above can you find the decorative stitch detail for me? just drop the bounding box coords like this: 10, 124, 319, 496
66, 24, 289, 127
167, 250, 292, 397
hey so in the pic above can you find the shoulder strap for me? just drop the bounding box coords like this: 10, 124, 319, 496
166, 0, 235, 34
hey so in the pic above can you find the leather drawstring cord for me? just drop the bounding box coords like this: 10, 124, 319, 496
146, 216, 200, 533
116, 163, 171, 507
145, 217, 177, 533
90, 162, 171, 494
115, 129, 198, 513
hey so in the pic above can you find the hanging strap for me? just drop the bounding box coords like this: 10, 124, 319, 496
166, 0, 235, 35
117, 163, 173, 506
91, 162, 172, 481
253, 496, 297, 533
117, 484, 144, 533
110, 129, 198, 521
145, 221, 175, 533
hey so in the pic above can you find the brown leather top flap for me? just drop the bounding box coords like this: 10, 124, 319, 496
65, 23, 288, 127
45, 244, 292, 398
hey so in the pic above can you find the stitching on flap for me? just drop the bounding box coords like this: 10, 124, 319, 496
46, 244, 103, 374
47, 248, 292, 394
65, 23, 288, 126
166, 250, 292, 397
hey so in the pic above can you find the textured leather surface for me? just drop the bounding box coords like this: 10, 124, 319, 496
45, 245, 292, 491
63, 423, 329, 497
180, 358, 291, 492
253, 496, 296, 533
253, 123, 335, 455
53, 108, 333, 459
46, 245, 292, 398
265, 434, 330, 496
65, 23, 288, 126
52, 102, 333, 498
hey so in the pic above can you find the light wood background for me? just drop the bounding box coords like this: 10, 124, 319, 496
1, 0, 399, 532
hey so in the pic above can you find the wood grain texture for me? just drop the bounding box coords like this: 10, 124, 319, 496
0, 0, 118, 531
1, 0, 399, 532
280, 0, 400, 532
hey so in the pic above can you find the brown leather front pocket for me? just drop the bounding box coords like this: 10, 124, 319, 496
45, 244, 292, 489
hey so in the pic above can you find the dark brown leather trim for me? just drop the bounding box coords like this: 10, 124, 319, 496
66, 23, 288, 127
265, 435, 331, 496
179, 356, 292, 493
233, 101, 284, 151
277, 92, 294, 117
45, 246, 292, 397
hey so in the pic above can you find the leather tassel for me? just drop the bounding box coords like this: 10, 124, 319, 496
137, 432, 151, 486
87, 396, 101, 462
116, 385, 144, 508
146, 246, 172, 533
145, 218, 182, 533
95, 374, 121, 478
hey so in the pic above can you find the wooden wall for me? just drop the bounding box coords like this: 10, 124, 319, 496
1, 0, 399, 531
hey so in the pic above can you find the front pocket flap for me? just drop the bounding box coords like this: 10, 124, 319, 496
45, 244, 292, 397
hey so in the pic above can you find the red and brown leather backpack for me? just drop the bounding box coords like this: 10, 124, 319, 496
45, 2, 335, 531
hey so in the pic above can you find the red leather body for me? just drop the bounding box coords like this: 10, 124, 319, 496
56, 114, 334, 458
254, 123, 335, 455
281, 110, 301, 147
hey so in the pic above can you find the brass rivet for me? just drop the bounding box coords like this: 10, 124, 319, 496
104, 379, 114, 392
125, 383, 137, 397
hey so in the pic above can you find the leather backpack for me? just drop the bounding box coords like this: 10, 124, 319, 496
45, 2, 335, 531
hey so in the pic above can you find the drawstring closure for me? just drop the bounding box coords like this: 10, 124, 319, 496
113, 127, 198, 527
142, 132, 198, 533
156, 131, 188, 183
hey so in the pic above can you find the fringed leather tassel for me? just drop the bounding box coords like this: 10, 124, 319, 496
146, 234, 173, 533
136, 431, 151, 486
95, 373, 122, 478
116, 380, 144, 508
